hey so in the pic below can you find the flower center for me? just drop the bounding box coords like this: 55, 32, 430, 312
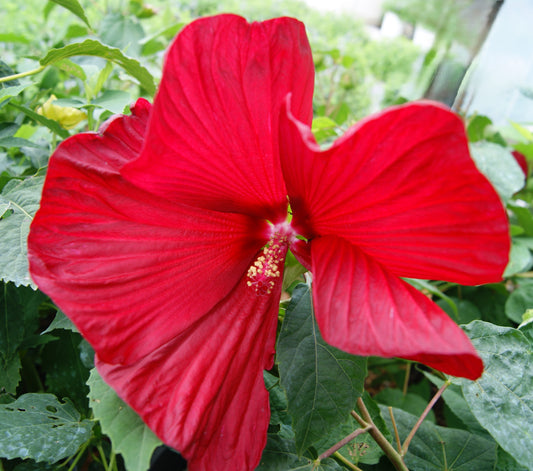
246, 222, 294, 296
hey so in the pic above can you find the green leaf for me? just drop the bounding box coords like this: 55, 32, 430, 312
99, 12, 145, 58
504, 241, 533, 278
374, 389, 435, 423
91, 90, 132, 114
505, 281, 533, 323
42, 309, 78, 334
87, 368, 162, 471
54, 58, 87, 81
436, 297, 481, 324
383, 407, 497, 470
48, 0, 91, 29
0, 175, 44, 287
312, 393, 389, 466
257, 433, 342, 470
0, 84, 32, 104
509, 203, 533, 236
0, 137, 43, 149
467, 115, 492, 142
470, 141, 525, 202
496, 448, 530, 471
40, 39, 156, 95
458, 321, 533, 470
277, 283, 367, 454
0, 394, 93, 462
0, 33, 30, 44
0, 355, 21, 394
264, 371, 291, 427
423, 372, 489, 438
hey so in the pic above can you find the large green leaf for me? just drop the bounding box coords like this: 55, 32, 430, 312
0, 175, 44, 287
40, 39, 156, 95
277, 283, 367, 454
458, 321, 533, 470
87, 369, 162, 471
49, 0, 91, 29
383, 407, 497, 470
0, 394, 93, 462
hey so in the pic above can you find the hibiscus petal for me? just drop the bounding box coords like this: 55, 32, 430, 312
280, 98, 509, 285
122, 14, 314, 222
96, 269, 281, 471
311, 235, 483, 380
28, 101, 269, 365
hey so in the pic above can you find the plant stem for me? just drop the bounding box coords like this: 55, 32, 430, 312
0, 66, 46, 83
96, 444, 109, 471
318, 425, 372, 461
67, 441, 89, 471
401, 381, 449, 455
353, 398, 409, 471
388, 407, 402, 455
333, 451, 363, 471
402, 363, 411, 396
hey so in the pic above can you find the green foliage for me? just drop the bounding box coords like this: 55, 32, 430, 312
40, 40, 156, 95
383, 407, 498, 470
258, 434, 342, 470
48, 0, 92, 29
0, 394, 93, 463
457, 321, 533, 470
0, 1, 532, 470
0, 176, 44, 287
277, 283, 367, 454
87, 369, 163, 471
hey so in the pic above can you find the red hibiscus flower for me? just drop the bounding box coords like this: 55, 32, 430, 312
28, 14, 509, 471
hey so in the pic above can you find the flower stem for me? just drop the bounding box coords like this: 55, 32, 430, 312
352, 398, 409, 471
402, 363, 411, 396
318, 425, 372, 461
0, 66, 46, 83
388, 407, 402, 455
401, 381, 449, 456
67, 440, 89, 471
333, 451, 363, 471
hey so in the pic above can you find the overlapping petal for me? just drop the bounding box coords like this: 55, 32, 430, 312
28, 99, 269, 365
122, 14, 314, 222
311, 236, 483, 379
97, 271, 281, 471
280, 98, 510, 285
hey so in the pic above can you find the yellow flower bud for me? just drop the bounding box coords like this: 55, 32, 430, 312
37, 95, 87, 129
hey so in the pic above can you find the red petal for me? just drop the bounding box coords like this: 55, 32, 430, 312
122, 14, 314, 222
96, 270, 281, 471
28, 102, 268, 365
512, 150, 528, 177
280, 99, 510, 285
311, 236, 483, 380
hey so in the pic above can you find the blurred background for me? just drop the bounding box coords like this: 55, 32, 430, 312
1, 0, 531, 129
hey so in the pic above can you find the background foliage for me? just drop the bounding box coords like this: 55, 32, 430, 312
1, 1, 532, 470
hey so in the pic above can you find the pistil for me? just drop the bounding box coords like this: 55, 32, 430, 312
246, 222, 295, 295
